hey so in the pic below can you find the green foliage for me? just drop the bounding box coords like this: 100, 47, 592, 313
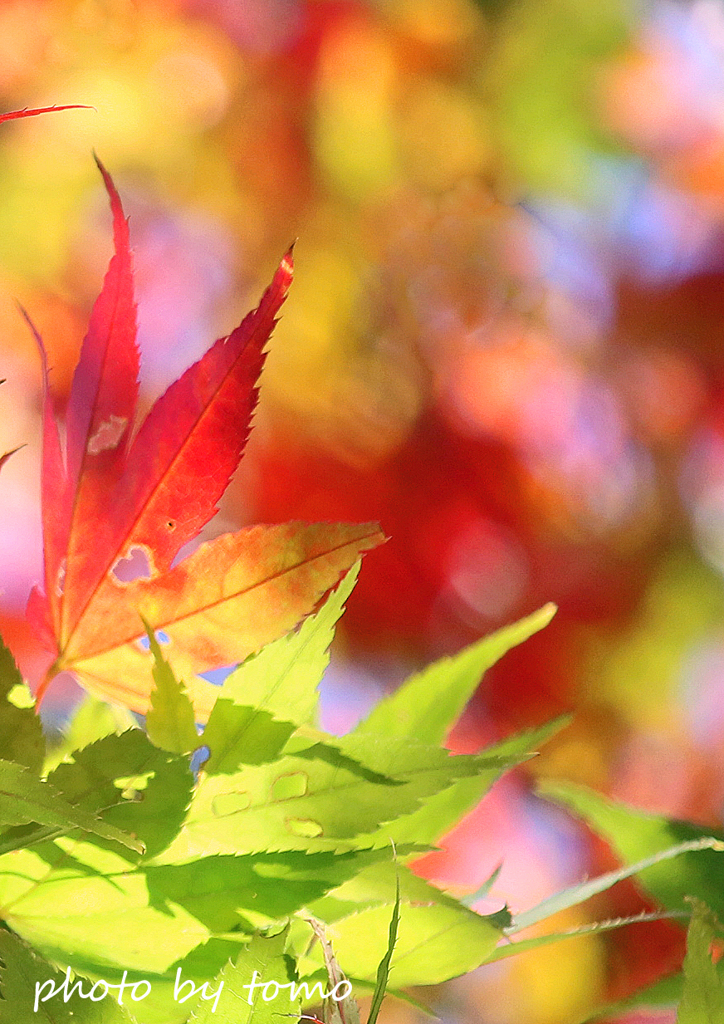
0, 590, 717, 1023
677, 901, 724, 1024
0, 929, 135, 1024
357, 602, 556, 746
47, 730, 194, 859
542, 781, 724, 1020
542, 781, 724, 918
186, 926, 293, 1024
366, 873, 400, 1024
215, 562, 360, 728
198, 564, 361, 775
0, 758, 143, 856
0, 639, 44, 773
144, 620, 199, 756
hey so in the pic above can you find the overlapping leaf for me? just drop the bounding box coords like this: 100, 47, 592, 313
186, 927, 293, 1024
0, 637, 43, 773
343, 605, 563, 848
302, 861, 502, 988
542, 780, 724, 917
25, 162, 383, 717
46, 729, 193, 858
0, 759, 142, 854
0, 840, 210, 976
164, 737, 516, 858
677, 901, 724, 1023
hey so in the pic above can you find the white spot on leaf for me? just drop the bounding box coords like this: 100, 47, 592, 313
55, 559, 66, 597
88, 415, 127, 455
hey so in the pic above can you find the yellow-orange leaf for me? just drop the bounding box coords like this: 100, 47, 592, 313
60, 522, 384, 717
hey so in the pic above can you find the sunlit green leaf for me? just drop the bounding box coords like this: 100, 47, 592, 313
187, 926, 293, 1024
510, 837, 723, 933
201, 706, 295, 774
145, 847, 404, 930
305, 861, 502, 987
366, 872, 400, 1024
0, 840, 209, 976
217, 563, 360, 728
169, 738, 510, 857
355, 718, 567, 850
356, 604, 556, 746
144, 620, 199, 755
47, 730, 193, 859
43, 696, 137, 775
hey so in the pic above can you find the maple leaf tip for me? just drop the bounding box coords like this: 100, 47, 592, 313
281, 244, 295, 276
92, 152, 130, 248
92, 152, 124, 205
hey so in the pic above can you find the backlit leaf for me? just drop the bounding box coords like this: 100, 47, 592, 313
165, 737, 498, 857
356, 603, 557, 746
144, 620, 199, 755
24, 166, 383, 719
0, 840, 208, 975
305, 862, 502, 988
205, 561, 361, 740
542, 780, 724, 917
187, 927, 293, 1024
47, 730, 193, 859
145, 847, 405, 931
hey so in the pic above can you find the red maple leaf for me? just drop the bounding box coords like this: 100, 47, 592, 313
25, 159, 384, 718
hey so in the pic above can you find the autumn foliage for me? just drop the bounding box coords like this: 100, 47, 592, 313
22, 153, 383, 717
3, 103, 724, 1024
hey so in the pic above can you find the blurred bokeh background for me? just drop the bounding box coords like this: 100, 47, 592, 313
3, 0, 724, 1019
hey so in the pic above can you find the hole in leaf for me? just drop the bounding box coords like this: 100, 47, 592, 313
136, 629, 170, 651
271, 772, 308, 801
201, 665, 234, 686
191, 745, 210, 773
212, 792, 251, 817
112, 546, 152, 584
114, 770, 153, 801
285, 818, 323, 838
